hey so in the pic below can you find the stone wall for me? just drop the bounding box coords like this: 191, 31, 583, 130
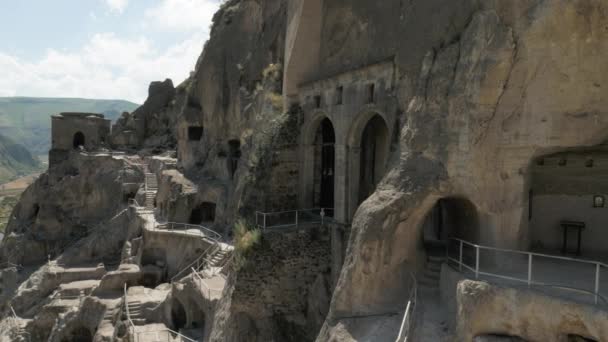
209, 227, 331, 341
51, 113, 111, 151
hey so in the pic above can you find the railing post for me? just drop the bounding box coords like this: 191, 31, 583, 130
255, 212, 259, 227
459, 240, 463, 271
595, 263, 600, 305
295, 211, 299, 228
527, 254, 532, 287
475, 246, 480, 279
263, 213, 267, 230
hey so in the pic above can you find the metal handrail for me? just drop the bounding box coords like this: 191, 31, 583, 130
133, 329, 197, 342
395, 272, 417, 342
170, 242, 219, 282
50, 208, 129, 262
191, 268, 223, 298
157, 222, 222, 241
124, 283, 135, 332
448, 238, 608, 305
255, 208, 335, 230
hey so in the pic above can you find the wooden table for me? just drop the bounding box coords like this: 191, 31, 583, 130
559, 220, 585, 256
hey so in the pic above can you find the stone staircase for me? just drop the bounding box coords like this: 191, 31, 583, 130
126, 299, 147, 325
144, 172, 158, 210
419, 255, 443, 294
13, 322, 31, 342
207, 247, 231, 267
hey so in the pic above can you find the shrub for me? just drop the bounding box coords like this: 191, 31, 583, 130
233, 220, 261, 269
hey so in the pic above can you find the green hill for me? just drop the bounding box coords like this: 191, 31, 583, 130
0, 97, 139, 156
0, 133, 42, 184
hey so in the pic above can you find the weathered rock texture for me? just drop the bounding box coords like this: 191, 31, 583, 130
209, 228, 331, 342
1, 153, 142, 265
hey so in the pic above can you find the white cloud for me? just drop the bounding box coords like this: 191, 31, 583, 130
0, 32, 206, 103
105, 0, 129, 14
145, 0, 220, 31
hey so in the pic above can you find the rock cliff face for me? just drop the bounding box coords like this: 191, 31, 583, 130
1, 153, 142, 265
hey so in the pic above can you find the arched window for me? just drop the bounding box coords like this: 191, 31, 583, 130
73, 131, 85, 149
313, 118, 335, 210
358, 114, 389, 204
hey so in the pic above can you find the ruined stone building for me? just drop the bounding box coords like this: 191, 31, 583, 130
1, 0, 608, 341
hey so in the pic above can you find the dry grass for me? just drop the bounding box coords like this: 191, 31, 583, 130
233, 220, 261, 269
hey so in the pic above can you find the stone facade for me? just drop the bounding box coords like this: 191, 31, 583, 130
49, 112, 111, 165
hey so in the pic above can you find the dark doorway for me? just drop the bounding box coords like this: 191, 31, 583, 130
358, 115, 389, 204
313, 118, 335, 210
422, 197, 479, 255
62, 326, 92, 342
227, 139, 241, 179
73, 131, 85, 149
189, 202, 216, 224
188, 126, 204, 141
171, 299, 188, 330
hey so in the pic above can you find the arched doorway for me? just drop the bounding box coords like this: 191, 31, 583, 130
313, 118, 335, 210
73, 131, 85, 149
422, 197, 480, 255
357, 114, 389, 204
171, 299, 188, 331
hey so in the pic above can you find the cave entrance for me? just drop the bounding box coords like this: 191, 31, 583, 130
171, 299, 188, 331
529, 150, 608, 258
62, 326, 92, 342
227, 139, 241, 179
189, 202, 216, 225
357, 114, 389, 204
73, 131, 85, 149
313, 117, 335, 211
422, 197, 479, 256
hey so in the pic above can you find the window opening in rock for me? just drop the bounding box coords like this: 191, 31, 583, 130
73, 131, 85, 149
188, 126, 204, 141
336, 86, 343, 105
228, 139, 241, 179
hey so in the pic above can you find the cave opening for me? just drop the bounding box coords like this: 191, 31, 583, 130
189, 202, 216, 225
171, 299, 188, 331
62, 326, 92, 342
73, 131, 85, 149
422, 197, 480, 256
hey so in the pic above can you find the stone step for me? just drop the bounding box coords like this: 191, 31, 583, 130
428, 255, 445, 263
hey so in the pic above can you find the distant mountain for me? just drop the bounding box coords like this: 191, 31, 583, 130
0, 133, 42, 184
0, 97, 139, 156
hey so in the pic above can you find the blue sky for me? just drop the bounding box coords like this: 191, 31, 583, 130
0, 0, 222, 103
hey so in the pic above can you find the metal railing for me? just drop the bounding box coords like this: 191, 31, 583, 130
157, 222, 222, 241
124, 284, 197, 342
123, 283, 135, 335
50, 208, 129, 263
133, 329, 197, 342
448, 238, 608, 305
395, 272, 417, 342
255, 208, 334, 230
191, 268, 223, 298
170, 242, 220, 282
